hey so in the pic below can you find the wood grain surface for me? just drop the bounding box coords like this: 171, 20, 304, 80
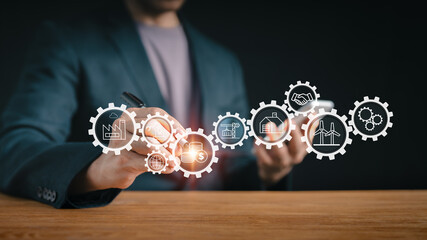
0, 191, 426, 239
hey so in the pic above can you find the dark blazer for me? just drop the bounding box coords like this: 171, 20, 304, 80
0, 6, 288, 208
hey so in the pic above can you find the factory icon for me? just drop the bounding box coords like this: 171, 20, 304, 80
313, 120, 340, 146
102, 120, 126, 141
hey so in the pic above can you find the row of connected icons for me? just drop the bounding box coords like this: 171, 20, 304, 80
88, 81, 393, 178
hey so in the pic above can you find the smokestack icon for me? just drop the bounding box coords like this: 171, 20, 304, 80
103, 120, 126, 141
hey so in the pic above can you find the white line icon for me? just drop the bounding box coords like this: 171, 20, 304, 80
357, 107, 383, 131
259, 112, 284, 134
313, 120, 341, 146
220, 122, 240, 139
181, 142, 208, 164
102, 120, 126, 141
291, 92, 313, 106
146, 124, 169, 139
212, 112, 249, 149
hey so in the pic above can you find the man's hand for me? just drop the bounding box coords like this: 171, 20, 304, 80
69, 108, 185, 195
254, 120, 317, 186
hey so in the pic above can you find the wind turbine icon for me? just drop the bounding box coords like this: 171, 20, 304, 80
325, 122, 340, 145
313, 120, 341, 146
314, 120, 328, 145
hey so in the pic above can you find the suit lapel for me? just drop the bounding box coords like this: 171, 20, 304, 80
105, 9, 217, 124
105, 8, 169, 112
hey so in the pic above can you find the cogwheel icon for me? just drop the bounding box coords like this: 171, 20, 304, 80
88, 103, 141, 155
284, 80, 320, 116
212, 112, 249, 149
247, 100, 296, 149
365, 120, 375, 131
139, 112, 177, 149
145, 150, 170, 174
301, 108, 353, 160
357, 107, 373, 123
348, 96, 393, 141
170, 128, 219, 178
371, 114, 383, 125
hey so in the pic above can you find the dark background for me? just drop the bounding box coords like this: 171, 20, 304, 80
1, 1, 425, 190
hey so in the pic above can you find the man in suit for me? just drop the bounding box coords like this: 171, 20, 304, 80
0, 0, 308, 208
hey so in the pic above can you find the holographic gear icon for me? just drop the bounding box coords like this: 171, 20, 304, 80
284, 81, 320, 116
365, 121, 375, 131
212, 112, 249, 149
358, 107, 374, 122
88, 103, 140, 155
247, 100, 296, 149
371, 114, 383, 125
145, 150, 169, 174
170, 128, 219, 178
301, 108, 353, 160
139, 112, 177, 149
348, 96, 393, 141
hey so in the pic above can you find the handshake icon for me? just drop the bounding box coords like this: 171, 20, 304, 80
291, 92, 314, 106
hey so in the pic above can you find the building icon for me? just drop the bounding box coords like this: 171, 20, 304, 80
259, 112, 284, 133
102, 120, 126, 141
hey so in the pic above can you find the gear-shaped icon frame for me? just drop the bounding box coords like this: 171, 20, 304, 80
247, 100, 296, 149
139, 112, 177, 149
358, 107, 374, 122
88, 103, 141, 155
301, 108, 352, 160
284, 80, 320, 116
145, 149, 170, 174
212, 112, 249, 149
170, 128, 219, 178
348, 96, 393, 141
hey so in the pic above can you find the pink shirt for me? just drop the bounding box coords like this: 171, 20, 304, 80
137, 23, 193, 127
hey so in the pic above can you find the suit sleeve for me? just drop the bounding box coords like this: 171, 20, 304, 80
0, 22, 120, 208
222, 54, 291, 191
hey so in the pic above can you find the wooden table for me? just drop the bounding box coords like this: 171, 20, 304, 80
0, 191, 426, 239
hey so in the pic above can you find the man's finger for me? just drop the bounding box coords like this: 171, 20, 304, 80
121, 151, 148, 173
130, 136, 174, 157
309, 120, 320, 142
143, 120, 174, 142
270, 145, 292, 168
253, 143, 274, 166
288, 128, 306, 164
265, 122, 285, 142
163, 115, 187, 137
263, 121, 292, 166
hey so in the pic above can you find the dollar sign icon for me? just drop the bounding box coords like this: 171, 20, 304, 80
195, 150, 208, 163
